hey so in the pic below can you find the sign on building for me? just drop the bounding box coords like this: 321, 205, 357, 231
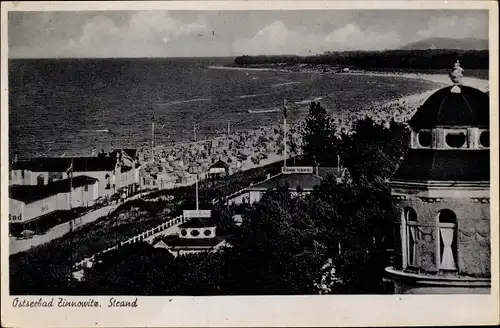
183, 210, 212, 218
281, 166, 314, 174
188, 165, 201, 174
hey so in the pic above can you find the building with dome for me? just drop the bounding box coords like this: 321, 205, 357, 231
385, 62, 491, 294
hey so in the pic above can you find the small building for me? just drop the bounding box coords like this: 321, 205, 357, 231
208, 159, 230, 180
153, 219, 227, 257
10, 148, 141, 199
9, 175, 99, 231
385, 62, 490, 294
226, 166, 348, 205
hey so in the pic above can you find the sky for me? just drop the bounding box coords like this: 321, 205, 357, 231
8, 10, 489, 58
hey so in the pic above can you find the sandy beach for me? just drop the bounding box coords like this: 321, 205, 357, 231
141, 67, 488, 189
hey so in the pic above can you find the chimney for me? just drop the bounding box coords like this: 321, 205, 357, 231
266, 173, 271, 180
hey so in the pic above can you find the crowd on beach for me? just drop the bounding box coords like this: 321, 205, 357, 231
138, 88, 430, 189
139, 123, 303, 189
138, 65, 489, 190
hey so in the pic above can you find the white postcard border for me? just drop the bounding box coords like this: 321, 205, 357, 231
1, 1, 498, 327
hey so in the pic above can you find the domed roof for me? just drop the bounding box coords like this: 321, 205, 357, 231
409, 85, 489, 129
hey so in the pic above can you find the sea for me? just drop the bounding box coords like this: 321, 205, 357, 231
8, 57, 440, 159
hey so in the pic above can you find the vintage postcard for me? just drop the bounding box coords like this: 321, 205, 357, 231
1, 1, 499, 327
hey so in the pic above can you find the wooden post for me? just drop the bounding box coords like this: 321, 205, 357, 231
283, 99, 287, 168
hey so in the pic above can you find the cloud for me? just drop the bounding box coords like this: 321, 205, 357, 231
232, 21, 314, 55
417, 15, 488, 39
11, 11, 209, 58
324, 23, 401, 51
232, 21, 402, 55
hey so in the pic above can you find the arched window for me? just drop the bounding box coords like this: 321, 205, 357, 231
37, 174, 45, 186
404, 208, 419, 267
105, 174, 111, 190
438, 209, 458, 271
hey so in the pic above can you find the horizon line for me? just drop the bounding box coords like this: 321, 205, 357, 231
7, 48, 490, 60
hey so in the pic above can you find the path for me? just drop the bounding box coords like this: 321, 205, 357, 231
9, 192, 150, 255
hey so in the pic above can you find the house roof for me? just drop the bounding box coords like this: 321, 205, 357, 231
249, 173, 323, 191
209, 159, 230, 170
160, 235, 226, 248
179, 218, 217, 229
109, 148, 138, 161
317, 167, 345, 179
11, 156, 117, 173
9, 176, 99, 203
391, 149, 489, 182
409, 85, 489, 129
122, 148, 138, 159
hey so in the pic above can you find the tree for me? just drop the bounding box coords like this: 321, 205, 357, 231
311, 175, 391, 293
302, 102, 338, 166
226, 186, 329, 294
211, 201, 236, 235
337, 117, 409, 181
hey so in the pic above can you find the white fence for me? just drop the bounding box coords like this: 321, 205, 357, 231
74, 214, 187, 271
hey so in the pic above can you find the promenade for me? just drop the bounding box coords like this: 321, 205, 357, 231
9, 191, 150, 255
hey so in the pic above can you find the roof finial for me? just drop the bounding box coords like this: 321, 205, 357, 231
449, 60, 464, 93
450, 60, 464, 85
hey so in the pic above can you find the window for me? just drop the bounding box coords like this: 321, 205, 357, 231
438, 210, 458, 271
180, 229, 187, 237
418, 131, 432, 147
37, 174, 45, 186
404, 208, 419, 267
480, 131, 489, 147
204, 229, 212, 236
190, 229, 200, 237
84, 185, 89, 192
445, 132, 466, 148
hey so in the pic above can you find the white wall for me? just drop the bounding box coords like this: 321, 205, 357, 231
249, 191, 262, 203
72, 182, 99, 207
10, 170, 48, 186
9, 181, 98, 223
71, 171, 114, 198
23, 194, 60, 222
227, 191, 250, 205
9, 199, 24, 223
